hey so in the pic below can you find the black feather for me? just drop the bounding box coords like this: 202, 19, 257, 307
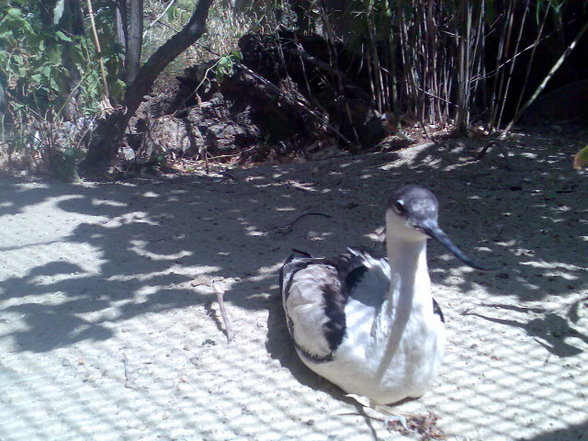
322, 283, 347, 351
433, 298, 445, 323
345, 266, 369, 293
280, 248, 381, 357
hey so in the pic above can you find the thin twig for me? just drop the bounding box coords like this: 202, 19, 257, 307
476, 141, 512, 171
277, 212, 332, 234
121, 352, 133, 388
236, 64, 353, 146
213, 282, 234, 343
143, 0, 177, 38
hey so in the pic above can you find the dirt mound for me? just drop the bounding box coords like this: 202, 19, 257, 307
127, 32, 389, 168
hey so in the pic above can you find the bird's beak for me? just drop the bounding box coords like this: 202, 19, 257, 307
419, 220, 492, 271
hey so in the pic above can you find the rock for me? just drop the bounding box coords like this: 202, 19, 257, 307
121, 146, 135, 161
139, 115, 194, 157
126, 31, 389, 164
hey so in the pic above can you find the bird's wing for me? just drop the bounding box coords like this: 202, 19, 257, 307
279, 249, 385, 363
340, 247, 390, 308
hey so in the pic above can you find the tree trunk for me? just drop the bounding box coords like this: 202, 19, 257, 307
115, 0, 128, 75
80, 0, 214, 172
40, 0, 58, 28
126, 0, 143, 84
60, 0, 85, 119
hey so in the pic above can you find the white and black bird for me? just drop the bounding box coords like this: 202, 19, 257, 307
279, 185, 488, 404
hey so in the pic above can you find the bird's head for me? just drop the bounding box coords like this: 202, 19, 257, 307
386, 185, 491, 270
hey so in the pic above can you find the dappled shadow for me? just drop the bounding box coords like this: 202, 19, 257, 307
409, 131, 586, 304
0, 128, 586, 440
0, 177, 62, 217
1, 132, 586, 350
464, 310, 587, 357
515, 419, 588, 441
265, 286, 348, 401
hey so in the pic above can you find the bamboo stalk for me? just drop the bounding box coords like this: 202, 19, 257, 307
85, 0, 110, 100
512, 5, 550, 120
504, 18, 588, 133
496, 0, 530, 129
490, 2, 516, 128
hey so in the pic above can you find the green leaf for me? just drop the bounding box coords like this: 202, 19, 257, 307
39, 64, 53, 78
45, 45, 62, 64
55, 30, 72, 42
110, 78, 125, 102
0, 30, 14, 44
167, 5, 178, 21
10, 101, 25, 111
30, 73, 42, 83
5, 8, 23, 21
573, 145, 588, 169
0, 8, 32, 35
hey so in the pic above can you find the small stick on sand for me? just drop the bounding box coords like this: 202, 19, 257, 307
213, 282, 234, 343
277, 212, 332, 234
121, 352, 133, 388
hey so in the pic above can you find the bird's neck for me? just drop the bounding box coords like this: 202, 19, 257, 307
386, 236, 431, 304
373, 236, 431, 376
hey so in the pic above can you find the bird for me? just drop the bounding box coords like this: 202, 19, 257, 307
279, 185, 488, 405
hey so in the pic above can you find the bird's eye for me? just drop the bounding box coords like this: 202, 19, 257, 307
393, 200, 406, 214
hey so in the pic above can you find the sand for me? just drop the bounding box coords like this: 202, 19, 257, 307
0, 131, 586, 440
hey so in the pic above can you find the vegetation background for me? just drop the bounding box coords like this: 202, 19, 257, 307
0, 0, 587, 179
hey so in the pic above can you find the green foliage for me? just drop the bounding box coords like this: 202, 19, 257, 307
47, 146, 84, 182
166, 3, 191, 22
214, 51, 242, 81
573, 145, 588, 170
2, 7, 83, 111
0, 2, 124, 178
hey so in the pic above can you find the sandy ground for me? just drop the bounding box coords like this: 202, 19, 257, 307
0, 132, 587, 441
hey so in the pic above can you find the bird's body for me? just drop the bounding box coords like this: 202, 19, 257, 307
280, 185, 484, 404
